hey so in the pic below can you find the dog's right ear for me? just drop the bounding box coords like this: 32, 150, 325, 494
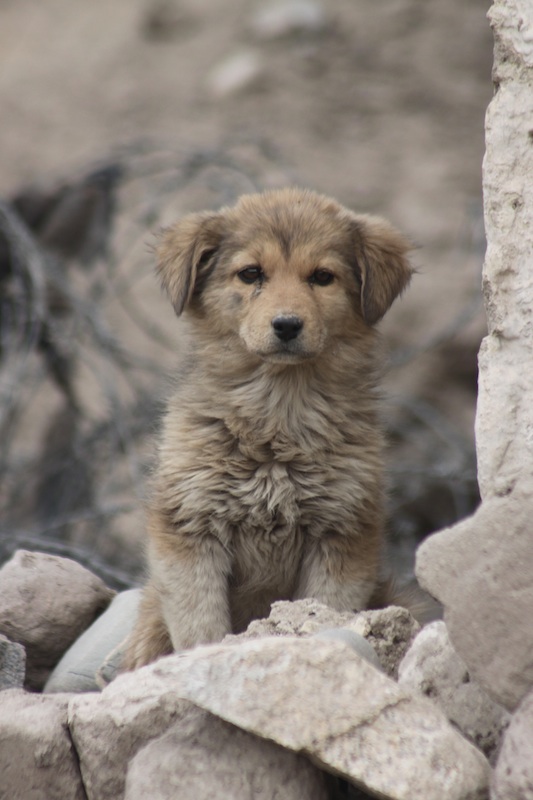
156, 211, 224, 315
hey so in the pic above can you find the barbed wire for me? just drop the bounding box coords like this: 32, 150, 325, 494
0, 140, 483, 585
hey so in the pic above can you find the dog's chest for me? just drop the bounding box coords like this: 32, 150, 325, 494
223, 450, 318, 582
230, 457, 301, 532
222, 435, 352, 539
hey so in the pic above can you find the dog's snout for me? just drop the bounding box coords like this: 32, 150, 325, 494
272, 315, 304, 342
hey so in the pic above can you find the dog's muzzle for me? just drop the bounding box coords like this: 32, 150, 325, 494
271, 315, 303, 342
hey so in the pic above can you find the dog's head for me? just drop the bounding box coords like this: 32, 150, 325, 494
156, 188, 413, 364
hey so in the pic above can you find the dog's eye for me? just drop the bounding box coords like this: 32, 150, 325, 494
309, 269, 335, 287
237, 266, 263, 284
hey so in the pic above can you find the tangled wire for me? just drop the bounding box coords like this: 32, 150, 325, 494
0, 142, 481, 588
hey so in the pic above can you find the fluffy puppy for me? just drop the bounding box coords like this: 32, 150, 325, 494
124, 187, 413, 669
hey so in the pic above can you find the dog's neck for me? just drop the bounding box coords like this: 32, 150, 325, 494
184, 332, 383, 457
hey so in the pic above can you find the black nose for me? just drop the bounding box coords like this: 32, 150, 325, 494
272, 315, 304, 342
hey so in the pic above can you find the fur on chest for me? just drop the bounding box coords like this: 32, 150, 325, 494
157, 357, 383, 547
159, 405, 382, 545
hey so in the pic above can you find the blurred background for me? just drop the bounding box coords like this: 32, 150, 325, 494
0, 0, 492, 588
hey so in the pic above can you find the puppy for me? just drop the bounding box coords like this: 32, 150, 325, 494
124, 187, 413, 669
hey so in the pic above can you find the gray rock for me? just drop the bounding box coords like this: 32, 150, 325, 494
0, 549, 115, 689
68, 665, 194, 800
0, 633, 26, 690
476, 0, 533, 501
492, 687, 533, 800
346, 606, 420, 679
140, 635, 490, 800
249, 0, 327, 40
313, 628, 382, 671
417, 492, 533, 712
398, 621, 509, 762
45, 589, 141, 693
416, 0, 533, 713
225, 599, 419, 677
224, 598, 357, 640
125, 710, 329, 800
0, 688, 86, 800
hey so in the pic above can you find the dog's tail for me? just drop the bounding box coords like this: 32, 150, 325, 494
368, 575, 441, 625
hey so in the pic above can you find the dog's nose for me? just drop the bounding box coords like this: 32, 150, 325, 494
272, 315, 304, 342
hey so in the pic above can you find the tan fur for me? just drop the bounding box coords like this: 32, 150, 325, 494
123, 188, 413, 670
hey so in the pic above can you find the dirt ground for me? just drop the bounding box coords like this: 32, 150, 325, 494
0, 0, 494, 584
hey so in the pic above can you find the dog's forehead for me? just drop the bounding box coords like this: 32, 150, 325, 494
225, 193, 355, 263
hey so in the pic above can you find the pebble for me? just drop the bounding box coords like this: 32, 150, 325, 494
206, 50, 263, 99
249, 0, 327, 40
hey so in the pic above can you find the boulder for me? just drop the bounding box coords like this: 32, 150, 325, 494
129, 635, 490, 800
492, 687, 533, 800
125, 710, 329, 800
416, 0, 533, 713
68, 665, 196, 800
0, 550, 115, 689
398, 621, 509, 761
0, 689, 86, 800
69, 652, 328, 800
416, 492, 533, 711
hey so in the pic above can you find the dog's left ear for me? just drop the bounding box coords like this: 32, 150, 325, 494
352, 215, 413, 325
156, 211, 225, 315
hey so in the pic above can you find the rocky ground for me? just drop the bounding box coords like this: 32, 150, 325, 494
8, 2, 533, 799
0, 550, 507, 800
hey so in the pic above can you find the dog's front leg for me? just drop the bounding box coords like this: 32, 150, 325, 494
123, 508, 232, 670
148, 520, 233, 652
294, 530, 379, 613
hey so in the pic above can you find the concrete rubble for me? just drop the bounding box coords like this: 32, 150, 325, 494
416, 0, 533, 716
0, 556, 497, 800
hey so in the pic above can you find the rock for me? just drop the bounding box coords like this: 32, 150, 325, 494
68, 665, 195, 800
139, 635, 490, 800
398, 621, 509, 761
125, 710, 329, 800
45, 589, 141, 693
0, 633, 26, 690
416, 0, 533, 713
249, 0, 327, 40
225, 599, 418, 677
70, 652, 327, 800
492, 687, 533, 800
416, 492, 533, 712
225, 598, 357, 640
347, 606, 420, 679
206, 50, 263, 98
0, 550, 115, 689
476, 0, 533, 501
313, 628, 382, 671
0, 688, 86, 800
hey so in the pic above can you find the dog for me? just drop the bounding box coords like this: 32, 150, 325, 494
124, 187, 413, 669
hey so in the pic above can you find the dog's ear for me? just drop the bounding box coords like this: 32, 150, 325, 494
352, 215, 413, 325
156, 211, 224, 315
